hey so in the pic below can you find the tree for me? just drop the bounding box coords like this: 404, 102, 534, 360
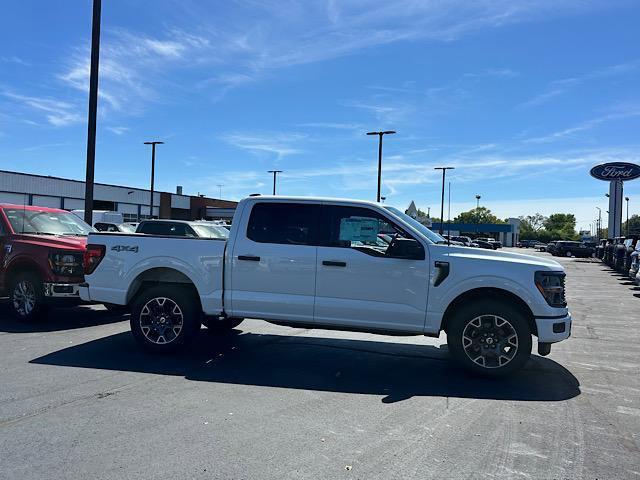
622, 214, 640, 236
542, 213, 578, 241
518, 213, 548, 240
454, 207, 504, 224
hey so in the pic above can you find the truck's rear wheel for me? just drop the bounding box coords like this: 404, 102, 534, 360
447, 300, 532, 376
130, 286, 201, 353
9, 273, 47, 321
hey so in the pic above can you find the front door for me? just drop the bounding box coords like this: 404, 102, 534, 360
314, 205, 429, 333
229, 202, 320, 323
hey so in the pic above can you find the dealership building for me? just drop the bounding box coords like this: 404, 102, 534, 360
0, 170, 237, 222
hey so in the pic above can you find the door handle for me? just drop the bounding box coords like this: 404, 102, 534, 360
238, 255, 261, 261
322, 260, 346, 267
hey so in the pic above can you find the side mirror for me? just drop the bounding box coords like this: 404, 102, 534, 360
387, 238, 425, 260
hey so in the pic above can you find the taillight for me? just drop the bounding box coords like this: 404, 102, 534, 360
84, 244, 106, 275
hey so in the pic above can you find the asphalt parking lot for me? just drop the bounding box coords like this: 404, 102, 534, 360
0, 248, 639, 480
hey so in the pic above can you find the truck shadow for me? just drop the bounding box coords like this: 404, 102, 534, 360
0, 302, 127, 333
31, 328, 580, 404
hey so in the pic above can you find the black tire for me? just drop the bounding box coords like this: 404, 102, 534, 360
447, 300, 532, 376
204, 316, 244, 334
8, 272, 48, 321
130, 285, 201, 353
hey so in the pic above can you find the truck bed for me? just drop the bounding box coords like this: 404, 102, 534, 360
82, 233, 226, 315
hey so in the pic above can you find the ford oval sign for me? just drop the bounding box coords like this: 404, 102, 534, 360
590, 162, 640, 181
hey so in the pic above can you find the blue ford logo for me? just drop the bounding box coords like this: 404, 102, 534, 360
590, 162, 640, 181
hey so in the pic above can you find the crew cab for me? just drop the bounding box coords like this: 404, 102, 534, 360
0, 204, 93, 320
80, 197, 572, 376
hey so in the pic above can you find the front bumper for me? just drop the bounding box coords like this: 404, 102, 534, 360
43, 282, 81, 298
535, 312, 572, 343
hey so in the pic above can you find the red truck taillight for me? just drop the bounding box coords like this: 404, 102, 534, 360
84, 244, 106, 274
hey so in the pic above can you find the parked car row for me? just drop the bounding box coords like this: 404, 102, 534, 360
442, 235, 502, 250
598, 235, 640, 283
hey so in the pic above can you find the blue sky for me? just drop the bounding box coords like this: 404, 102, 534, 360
1, 0, 639, 230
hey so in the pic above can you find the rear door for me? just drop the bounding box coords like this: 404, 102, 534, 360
314, 205, 429, 333
229, 202, 320, 322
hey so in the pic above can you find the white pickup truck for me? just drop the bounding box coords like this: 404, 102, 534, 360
80, 196, 571, 376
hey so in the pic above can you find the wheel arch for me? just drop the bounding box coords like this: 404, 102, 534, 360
441, 287, 537, 336
126, 267, 202, 311
4, 258, 46, 286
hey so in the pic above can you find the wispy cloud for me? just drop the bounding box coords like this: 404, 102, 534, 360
1, 56, 30, 66
1, 91, 82, 126
221, 132, 307, 159
525, 108, 640, 143
520, 59, 640, 108
106, 126, 129, 135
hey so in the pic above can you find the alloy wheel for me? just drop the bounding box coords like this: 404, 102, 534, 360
13, 280, 36, 317
462, 314, 518, 369
139, 297, 184, 345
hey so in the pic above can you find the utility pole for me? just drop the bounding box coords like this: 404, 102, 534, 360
83, 0, 102, 225
268, 170, 282, 195
144, 141, 164, 218
625, 196, 630, 236
434, 167, 455, 234
366, 130, 396, 202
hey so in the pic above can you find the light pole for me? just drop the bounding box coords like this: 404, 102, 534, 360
217, 184, 224, 199
434, 167, 455, 234
475, 194, 481, 209
83, 0, 102, 226
268, 170, 282, 195
366, 130, 396, 202
596, 207, 602, 240
625, 196, 630, 236
144, 141, 164, 218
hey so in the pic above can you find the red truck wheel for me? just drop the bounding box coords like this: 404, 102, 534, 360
9, 273, 47, 321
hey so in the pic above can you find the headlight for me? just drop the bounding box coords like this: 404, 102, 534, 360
49, 252, 83, 276
534, 271, 566, 308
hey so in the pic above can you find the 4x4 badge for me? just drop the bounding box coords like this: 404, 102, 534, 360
111, 245, 139, 253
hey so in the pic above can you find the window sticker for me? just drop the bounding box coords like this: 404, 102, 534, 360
339, 217, 379, 242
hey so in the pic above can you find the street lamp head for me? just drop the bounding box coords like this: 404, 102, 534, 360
366, 131, 396, 135
475, 194, 481, 200
625, 196, 630, 201
605, 193, 610, 198
144, 141, 164, 145
267, 170, 283, 174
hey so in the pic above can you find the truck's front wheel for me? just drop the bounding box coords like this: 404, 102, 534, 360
9, 273, 47, 321
130, 286, 201, 353
447, 300, 532, 376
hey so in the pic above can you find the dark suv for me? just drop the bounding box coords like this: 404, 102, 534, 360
553, 241, 594, 258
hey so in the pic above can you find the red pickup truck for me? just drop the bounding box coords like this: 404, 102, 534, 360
0, 204, 92, 320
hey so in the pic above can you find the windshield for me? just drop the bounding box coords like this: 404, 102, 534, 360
192, 224, 230, 239
4, 209, 94, 236
119, 223, 136, 233
384, 206, 445, 244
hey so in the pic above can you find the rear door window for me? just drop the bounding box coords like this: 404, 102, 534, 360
246, 203, 320, 245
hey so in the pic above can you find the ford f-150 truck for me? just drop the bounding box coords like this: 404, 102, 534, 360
0, 204, 93, 320
80, 196, 571, 376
